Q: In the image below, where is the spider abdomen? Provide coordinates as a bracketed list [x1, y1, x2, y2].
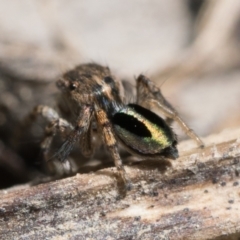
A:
[112, 104, 178, 159]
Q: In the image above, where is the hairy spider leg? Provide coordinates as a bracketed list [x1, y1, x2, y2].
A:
[78, 120, 95, 158]
[55, 105, 94, 166]
[136, 75, 204, 148]
[95, 109, 132, 190]
[23, 105, 75, 173]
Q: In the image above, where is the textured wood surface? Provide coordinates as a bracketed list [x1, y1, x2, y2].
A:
[0, 130, 239, 240]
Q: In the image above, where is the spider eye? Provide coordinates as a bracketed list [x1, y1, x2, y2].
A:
[69, 82, 77, 91]
[103, 76, 114, 84]
[112, 104, 178, 159]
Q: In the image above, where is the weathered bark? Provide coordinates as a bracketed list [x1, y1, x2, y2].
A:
[0, 129, 239, 240]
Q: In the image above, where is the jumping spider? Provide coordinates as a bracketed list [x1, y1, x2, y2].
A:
[25, 63, 204, 188]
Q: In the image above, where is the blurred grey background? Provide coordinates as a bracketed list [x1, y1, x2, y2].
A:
[0, 0, 240, 187]
[0, 1, 193, 76]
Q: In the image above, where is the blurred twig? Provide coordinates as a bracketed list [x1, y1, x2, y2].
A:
[154, 0, 240, 86]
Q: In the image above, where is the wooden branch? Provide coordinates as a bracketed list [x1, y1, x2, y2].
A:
[0, 130, 240, 240]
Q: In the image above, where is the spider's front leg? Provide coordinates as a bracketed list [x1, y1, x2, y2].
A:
[55, 105, 94, 170]
[95, 109, 132, 190]
[136, 75, 204, 148]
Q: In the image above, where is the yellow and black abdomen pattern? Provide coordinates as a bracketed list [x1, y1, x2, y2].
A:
[112, 104, 178, 159]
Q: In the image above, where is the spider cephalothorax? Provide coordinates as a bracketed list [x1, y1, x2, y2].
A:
[25, 63, 204, 188]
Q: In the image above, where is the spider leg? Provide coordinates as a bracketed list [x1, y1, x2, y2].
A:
[41, 118, 73, 160]
[78, 121, 95, 158]
[40, 120, 77, 175]
[136, 75, 204, 148]
[95, 109, 131, 190]
[55, 105, 93, 165]
[24, 105, 63, 125]
[23, 105, 75, 173]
